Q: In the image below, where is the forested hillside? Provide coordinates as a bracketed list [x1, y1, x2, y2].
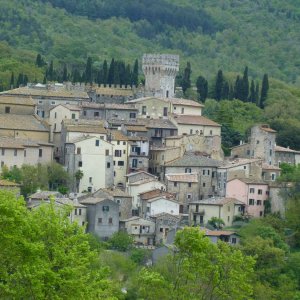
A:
[0, 0, 299, 86]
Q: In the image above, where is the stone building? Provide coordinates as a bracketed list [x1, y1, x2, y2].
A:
[142, 54, 179, 98]
[79, 197, 119, 240]
[231, 124, 276, 166]
[2, 83, 89, 119]
[81, 102, 138, 120]
[275, 145, 300, 166]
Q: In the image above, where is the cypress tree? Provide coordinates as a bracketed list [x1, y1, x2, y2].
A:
[108, 58, 115, 85]
[23, 75, 28, 86]
[43, 76, 47, 84]
[85, 57, 93, 84]
[181, 62, 192, 94]
[234, 75, 243, 100]
[72, 68, 81, 83]
[102, 60, 108, 86]
[222, 80, 229, 100]
[229, 84, 234, 100]
[10, 72, 14, 89]
[118, 61, 126, 85]
[241, 66, 249, 101]
[248, 79, 255, 103]
[196, 75, 208, 102]
[260, 74, 269, 109]
[125, 64, 131, 86]
[215, 69, 223, 101]
[132, 59, 139, 86]
[62, 64, 68, 82]
[17, 73, 24, 87]
[113, 61, 120, 85]
[255, 82, 260, 107]
[97, 68, 103, 86]
[47, 60, 54, 81]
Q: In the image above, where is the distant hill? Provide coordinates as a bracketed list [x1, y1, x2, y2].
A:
[0, 0, 299, 88]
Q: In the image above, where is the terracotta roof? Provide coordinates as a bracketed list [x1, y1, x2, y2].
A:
[219, 158, 262, 169]
[50, 104, 81, 111]
[151, 146, 180, 151]
[150, 212, 180, 219]
[3, 86, 89, 99]
[203, 229, 237, 237]
[110, 130, 129, 141]
[81, 101, 137, 110]
[0, 179, 20, 186]
[129, 178, 157, 186]
[190, 197, 244, 206]
[63, 119, 107, 134]
[94, 87, 133, 96]
[275, 145, 299, 153]
[172, 114, 221, 127]
[0, 137, 53, 149]
[125, 171, 156, 178]
[262, 163, 281, 171]
[260, 125, 276, 133]
[29, 191, 62, 199]
[139, 189, 175, 200]
[165, 173, 198, 183]
[228, 178, 268, 185]
[79, 197, 114, 205]
[166, 153, 222, 168]
[0, 114, 49, 132]
[0, 95, 35, 106]
[96, 188, 132, 198]
[127, 96, 203, 107]
[126, 125, 148, 132]
[144, 118, 177, 130]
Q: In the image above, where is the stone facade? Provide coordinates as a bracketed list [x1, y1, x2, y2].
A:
[142, 54, 179, 98]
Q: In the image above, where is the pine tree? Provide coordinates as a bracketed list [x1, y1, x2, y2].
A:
[215, 69, 223, 101]
[10, 72, 14, 89]
[62, 64, 68, 82]
[85, 57, 93, 84]
[260, 74, 269, 109]
[241, 66, 249, 101]
[181, 62, 192, 94]
[248, 79, 255, 103]
[196, 75, 208, 102]
[102, 60, 108, 86]
[108, 58, 115, 85]
[132, 59, 139, 86]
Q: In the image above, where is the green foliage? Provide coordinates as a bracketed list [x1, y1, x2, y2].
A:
[0, 190, 120, 299]
[129, 248, 151, 265]
[108, 231, 134, 252]
[207, 216, 225, 229]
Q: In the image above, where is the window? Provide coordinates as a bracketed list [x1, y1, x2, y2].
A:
[249, 199, 255, 205]
[1, 161, 4, 167]
[74, 209, 77, 215]
[188, 182, 192, 188]
[117, 141, 120, 145]
[23, 150, 26, 157]
[160, 228, 163, 232]
[102, 206, 109, 212]
[271, 173, 276, 181]
[163, 107, 168, 116]
[38, 149, 43, 157]
[78, 161, 82, 167]
[78, 209, 82, 215]
[123, 141, 126, 145]
[77, 147, 81, 155]
[142, 106, 147, 115]
[54, 112, 57, 119]
[115, 150, 122, 157]
[185, 168, 192, 173]
[231, 237, 237, 244]
[132, 159, 137, 168]
[107, 162, 111, 168]
[83, 111, 87, 116]
[51, 101, 56, 105]
[1, 149, 4, 155]
[95, 140, 100, 147]
[87, 187, 92, 192]
[190, 129, 193, 134]
[203, 182, 206, 187]
[89, 177, 92, 183]
[94, 111, 99, 117]
[109, 217, 113, 224]
[228, 216, 230, 222]
[181, 108, 184, 114]
[14, 149, 17, 157]
[5, 106, 10, 114]
[228, 206, 230, 212]
[105, 149, 109, 156]
[174, 182, 177, 187]
[98, 218, 102, 223]
[250, 188, 255, 193]
[210, 130, 213, 135]
[207, 170, 210, 176]
[260, 211, 263, 217]
[161, 154, 164, 161]
[123, 150, 126, 154]
[72, 113, 76, 119]
[130, 112, 136, 119]
[258, 189, 262, 195]
[118, 161, 124, 166]
[246, 150, 250, 155]
[203, 170, 205, 175]
[257, 200, 262, 205]
[187, 194, 192, 199]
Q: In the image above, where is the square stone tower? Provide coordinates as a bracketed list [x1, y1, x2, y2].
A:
[142, 54, 179, 98]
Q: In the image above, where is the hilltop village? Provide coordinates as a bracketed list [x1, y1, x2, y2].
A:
[0, 54, 297, 248]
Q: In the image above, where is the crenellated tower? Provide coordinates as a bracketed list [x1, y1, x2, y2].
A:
[142, 54, 179, 98]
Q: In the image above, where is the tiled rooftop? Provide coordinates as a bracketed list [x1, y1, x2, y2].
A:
[0, 95, 35, 106]
[172, 114, 221, 127]
[165, 173, 198, 183]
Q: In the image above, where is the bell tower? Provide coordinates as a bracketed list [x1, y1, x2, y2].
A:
[142, 54, 179, 98]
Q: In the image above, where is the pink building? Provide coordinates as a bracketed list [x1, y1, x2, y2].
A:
[226, 178, 269, 218]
